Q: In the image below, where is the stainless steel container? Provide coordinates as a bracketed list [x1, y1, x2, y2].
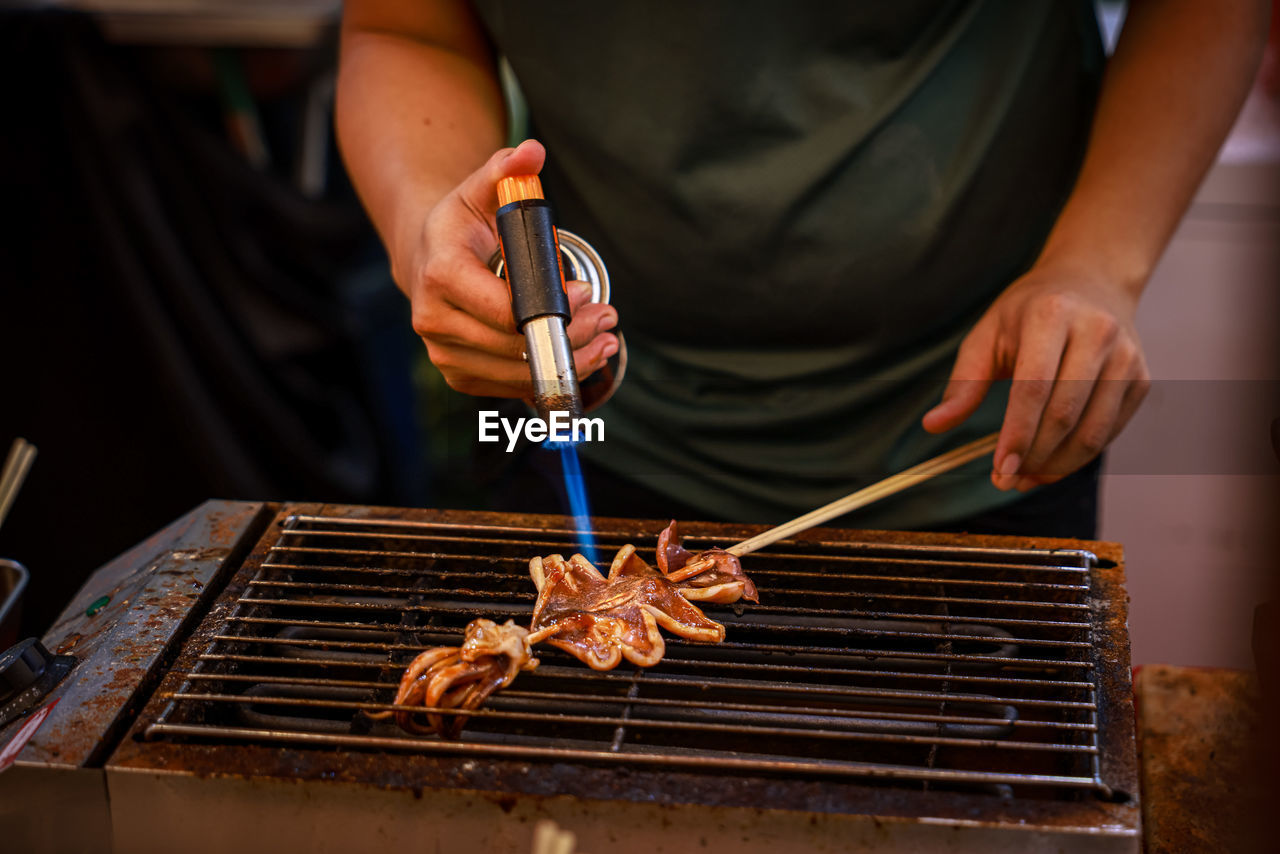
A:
[0, 559, 29, 650]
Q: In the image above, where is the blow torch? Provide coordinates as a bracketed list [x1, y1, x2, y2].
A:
[495, 175, 583, 423]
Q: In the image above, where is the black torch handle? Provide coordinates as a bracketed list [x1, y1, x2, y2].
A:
[496, 198, 570, 329]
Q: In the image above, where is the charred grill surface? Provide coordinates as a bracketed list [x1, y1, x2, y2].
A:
[110, 504, 1138, 823]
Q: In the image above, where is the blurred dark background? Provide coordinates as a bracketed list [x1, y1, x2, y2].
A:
[0, 8, 429, 638]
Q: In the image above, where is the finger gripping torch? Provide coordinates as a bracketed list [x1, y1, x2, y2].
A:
[495, 175, 583, 424]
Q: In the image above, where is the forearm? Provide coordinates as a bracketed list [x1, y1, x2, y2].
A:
[335, 9, 505, 288]
[1037, 0, 1270, 296]
[926, 0, 1269, 484]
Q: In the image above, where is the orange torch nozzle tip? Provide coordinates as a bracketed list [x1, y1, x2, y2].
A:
[497, 175, 544, 206]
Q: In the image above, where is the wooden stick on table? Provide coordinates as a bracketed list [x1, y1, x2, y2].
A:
[0, 437, 37, 533]
[726, 432, 999, 558]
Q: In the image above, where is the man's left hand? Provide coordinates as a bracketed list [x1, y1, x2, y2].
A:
[921, 260, 1151, 492]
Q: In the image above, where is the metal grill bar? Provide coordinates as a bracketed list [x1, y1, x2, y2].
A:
[166, 693, 1095, 753]
[177, 674, 1094, 731]
[148, 512, 1113, 797]
[277, 514, 1099, 565]
[208, 630, 1094, 670]
[229, 608, 1092, 633]
[173, 669, 1096, 711]
[265, 549, 1091, 589]
[227, 609, 1089, 633]
[199, 651, 1095, 691]
[237, 585, 1086, 648]
[145, 722, 1106, 790]
[240, 591, 1091, 616]
[272, 533, 1093, 574]
[259, 562, 1091, 611]
[610, 677, 641, 751]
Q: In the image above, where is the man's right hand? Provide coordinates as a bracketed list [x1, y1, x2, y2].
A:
[400, 139, 619, 398]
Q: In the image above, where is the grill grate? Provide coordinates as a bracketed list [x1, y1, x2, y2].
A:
[146, 512, 1113, 796]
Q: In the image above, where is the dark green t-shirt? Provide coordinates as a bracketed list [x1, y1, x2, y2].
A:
[473, 0, 1104, 527]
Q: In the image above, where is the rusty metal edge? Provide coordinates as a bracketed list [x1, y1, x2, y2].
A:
[1086, 541, 1143, 837]
[0, 499, 275, 769]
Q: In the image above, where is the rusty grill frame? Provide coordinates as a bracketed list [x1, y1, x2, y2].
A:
[110, 503, 1138, 813]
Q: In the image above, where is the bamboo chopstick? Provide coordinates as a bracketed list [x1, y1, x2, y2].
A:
[0, 437, 37, 533]
[726, 432, 999, 557]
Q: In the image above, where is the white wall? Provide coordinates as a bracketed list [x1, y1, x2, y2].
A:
[1100, 84, 1280, 668]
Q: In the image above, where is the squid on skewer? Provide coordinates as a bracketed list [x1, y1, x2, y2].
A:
[527, 546, 726, 670]
[373, 522, 757, 738]
[656, 520, 758, 604]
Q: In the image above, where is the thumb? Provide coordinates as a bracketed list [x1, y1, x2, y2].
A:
[922, 324, 997, 434]
[457, 138, 547, 220]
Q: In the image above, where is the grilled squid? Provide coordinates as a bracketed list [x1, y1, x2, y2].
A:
[368, 618, 537, 738]
[376, 522, 756, 738]
[527, 546, 726, 670]
[656, 520, 759, 604]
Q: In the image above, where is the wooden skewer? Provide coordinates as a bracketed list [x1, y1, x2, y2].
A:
[726, 432, 1000, 558]
[0, 437, 37, 533]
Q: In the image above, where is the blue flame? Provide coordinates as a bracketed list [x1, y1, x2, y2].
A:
[545, 439, 599, 565]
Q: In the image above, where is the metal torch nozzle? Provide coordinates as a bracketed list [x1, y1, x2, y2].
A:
[523, 315, 583, 423]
